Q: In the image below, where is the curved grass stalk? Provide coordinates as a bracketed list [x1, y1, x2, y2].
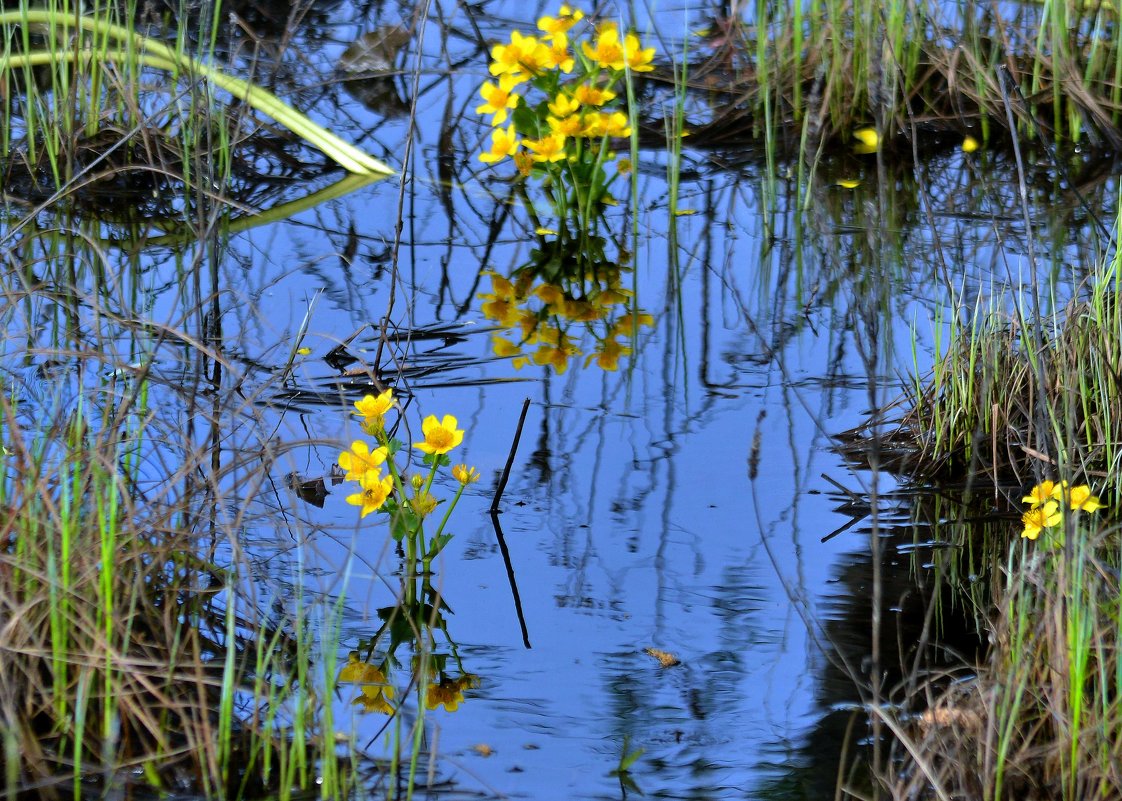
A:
[0, 10, 394, 176]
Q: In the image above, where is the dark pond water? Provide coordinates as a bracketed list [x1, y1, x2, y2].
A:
[4, 0, 1117, 798]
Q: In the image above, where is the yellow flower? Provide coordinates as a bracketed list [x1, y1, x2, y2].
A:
[479, 125, 520, 163]
[548, 113, 584, 138]
[1068, 485, 1105, 512]
[490, 30, 546, 76]
[346, 469, 394, 518]
[591, 111, 631, 137]
[538, 4, 584, 37]
[476, 74, 521, 125]
[339, 653, 385, 684]
[453, 464, 480, 485]
[354, 389, 395, 434]
[339, 655, 396, 714]
[573, 83, 616, 106]
[534, 283, 566, 309]
[616, 158, 632, 175]
[1021, 500, 1062, 540]
[609, 312, 654, 338]
[414, 414, 465, 455]
[543, 33, 575, 72]
[582, 22, 625, 70]
[339, 441, 388, 481]
[1022, 480, 1063, 509]
[524, 133, 569, 163]
[962, 135, 980, 153]
[623, 32, 655, 71]
[548, 92, 580, 118]
[533, 342, 579, 373]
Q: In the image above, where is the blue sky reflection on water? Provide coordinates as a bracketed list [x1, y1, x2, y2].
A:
[199, 2, 1111, 797]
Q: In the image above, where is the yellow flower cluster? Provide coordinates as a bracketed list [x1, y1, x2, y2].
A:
[479, 268, 653, 374]
[1020, 479, 1105, 540]
[477, 7, 654, 169]
[340, 389, 476, 520]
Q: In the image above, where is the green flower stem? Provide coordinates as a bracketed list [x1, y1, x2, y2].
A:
[430, 485, 465, 545]
[0, 11, 394, 176]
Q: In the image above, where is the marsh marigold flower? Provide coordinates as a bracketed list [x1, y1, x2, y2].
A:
[354, 389, 395, 434]
[582, 22, 625, 70]
[453, 464, 480, 485]
[573, 83, 615, 106]
[347, 469, 394, 518]
[1022, 480, 1062, 509]
[1068, 484, 1106, 512]
[538, 4, 584, 37]
[339, 440, 388, 481]
[544, 34, 575, 72]
[479, 125, 520, 164]
[623, 31, 655, 71]
[476, 74, 522, 125]
[414, 414, 465, 455]
[524, 133, 568, 163]
[490, 30, 546, 77]
[425, 679, 465, 712]
[1021, 500, 1062, 540]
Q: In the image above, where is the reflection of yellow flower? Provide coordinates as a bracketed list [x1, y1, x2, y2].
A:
[524, 133, 568, 163]
[534, 283, 566, 308]
[339, 441, 388, 481]
[538, 5, 584, 37]
[1068, 485, 1105, 512]
[479, 125, 520, 163]
[453, 464, 480, 485]
[609, 312, 654, 338]
[476, 74, 522, 125]
[1022, 480, 1062, 509]
[347, 469, 394, 518]
[339, 654, 396, 714]
[355, 389, 395, 434]
[355, 685, 395, 714]
[533, 343, 579, 373]
[1021, 500, 1061, 540]
[573, 83, 616, 106]
[426, 680, 465, 712]
[586, 338, 629, 371]
[582, 23, 625, 70]
[414, 414, 465, 455]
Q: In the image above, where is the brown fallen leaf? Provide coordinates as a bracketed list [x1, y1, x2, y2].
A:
[472, 743, 495, 757]
[644, 647, 680, 668]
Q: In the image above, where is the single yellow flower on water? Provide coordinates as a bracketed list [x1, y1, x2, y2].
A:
[453, 464, 481, 485]
[1068, 485, 1105, 512]
[582, 22, 625, 70]
[524, 133, 569, 163]
[339, 440, 388, 481]
[1022, 480, 1062, 509]
[538, 4, 584, 37]
[476, 74, 521, 125]
[414, 414, 465, 455]
[623, 32, 655, 71]
[962, 135, 980, 153]
[479, 125, 520, 164]
[1021, 500, 1062, 540]
[573, 83, 616, 106]
[346, 469, 394, 518]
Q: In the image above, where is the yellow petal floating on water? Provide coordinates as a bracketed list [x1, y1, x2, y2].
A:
[296, 347, 312, 355]
[836, 178, 861, 189]
[674, 209, 696, 216]
[535, 227, 558, 236]
[962, 135, 980, 153]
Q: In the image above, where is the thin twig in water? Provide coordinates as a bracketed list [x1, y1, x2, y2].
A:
[491, 398, 531, 514]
